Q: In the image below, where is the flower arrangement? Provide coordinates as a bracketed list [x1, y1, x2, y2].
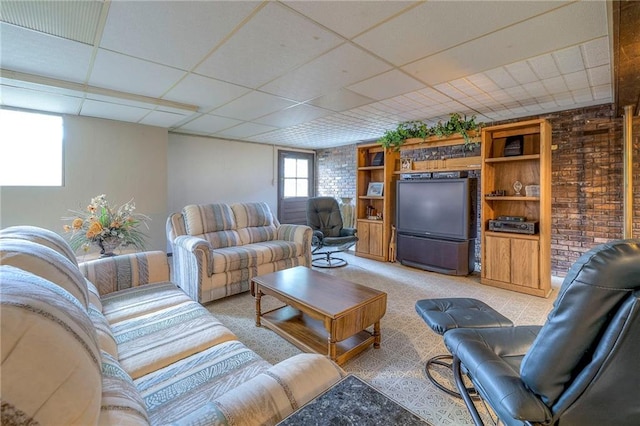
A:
[63, 194, 150, 255]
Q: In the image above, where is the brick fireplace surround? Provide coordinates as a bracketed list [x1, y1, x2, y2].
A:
[317, 103, 640, 277]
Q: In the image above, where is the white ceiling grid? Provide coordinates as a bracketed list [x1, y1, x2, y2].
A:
[0, 0, 612, 149]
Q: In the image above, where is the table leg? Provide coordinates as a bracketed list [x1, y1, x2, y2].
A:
[328, 334, 337, 361]
[373, 321, 381, 348]
[255, 289, 262, 327]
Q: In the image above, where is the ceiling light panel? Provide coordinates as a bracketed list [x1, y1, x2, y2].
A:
[100, 1, 260, 70]
[195, 2, 342, 89]
[0, 0, 104, 44]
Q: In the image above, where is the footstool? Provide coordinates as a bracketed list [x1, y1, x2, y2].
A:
[415, 298, 514, 398]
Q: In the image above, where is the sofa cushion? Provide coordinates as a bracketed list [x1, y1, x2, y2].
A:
[89, 303, 119, 358]
[99, 350, 150, 426]
[0, 238, 90, 309]
[79, 251, 170, 296]
[135, 340, 271, 425]
[111, 300, 237, 379]
[0, 265, 102, 425]
[210, 240, 304, 274]
[183, 203, 236, 236]
[233, 202, 278, 244]
[101, 282, 194, 324]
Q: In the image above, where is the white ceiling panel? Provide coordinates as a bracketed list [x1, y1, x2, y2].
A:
[80, 99, 151, 123]
[255, 103, 331, 127]
[0, 85, 82, 114]
[100, 1, 260, 70]
[215, 122, 278, 139]
[347, 70, 424, 101]
[0, 1, 615, 149]
[306, 88, 375, 112]
[353, 1, 566, 66]
[403, 1, 608, 86]
[89, 49, 186, 98]
[212, 91, 295, 121]
[195, 2, 342, 89]
[163, 74, 250, 111]
[282, 1, 417, 39]
[176, 113, 242, 134]
[0, 23, 92, 82]
[139, 110, 189, 128]
[261, 43, 392, 101]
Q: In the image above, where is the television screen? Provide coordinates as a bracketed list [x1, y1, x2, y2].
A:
[396, 178, 474, 241]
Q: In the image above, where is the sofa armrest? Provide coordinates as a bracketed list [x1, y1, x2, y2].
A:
[79, 251, 170, 296]
[174, 354, 344, 426]
[277, 224, 312, 267]
[171, 235, 214, 302]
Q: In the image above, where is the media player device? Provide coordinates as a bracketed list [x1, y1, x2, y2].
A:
[489, 220, 538, 235]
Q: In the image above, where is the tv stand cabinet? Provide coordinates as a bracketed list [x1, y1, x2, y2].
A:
[396, 234, 475, 276]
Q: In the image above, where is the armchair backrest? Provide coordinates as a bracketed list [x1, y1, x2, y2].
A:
[306, 197, 344, 238]
[519, 239, 640, 416]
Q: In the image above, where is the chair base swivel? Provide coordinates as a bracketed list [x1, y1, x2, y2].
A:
[312, 253, 347, 268]
[425, 354, 478, 400]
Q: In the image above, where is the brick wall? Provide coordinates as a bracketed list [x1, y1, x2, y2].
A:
[316, 103, 640, 276]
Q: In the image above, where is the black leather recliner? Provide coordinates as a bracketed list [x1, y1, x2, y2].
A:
[444, 239, 640, 425]
[306, 197, 358, 268]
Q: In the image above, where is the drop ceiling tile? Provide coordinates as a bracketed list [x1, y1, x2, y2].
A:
[582, 36, 610, 68]
[0, 0, 104, 44]
[139, 110, 189, 127]
[215, 122, 278, 139]
[347, 70, 424, 101]
[80, 99, 151, 123]
[592, 84, 612, 100]
[572, 88, 594, 103]
[0, 23, 92, 82]
[528, 54, 561, 80]
[402, 1, 608, 86]
[307, 88, 375, 112]
[89, 49, 186, 98]
[565, 70, 590, 91]
[164, 74, 250, 111]
[283, 1, 416, 39]
[504, 86, 530, 100]
[196, 2, 342, 88]
[523, 81, 548, 98]
[212, 91, 295, 121]
[255, 103, 331, 127]
[0, 84, 82, 114]
[466, 74, 501, 93]
[587, 64, 612, 86]
[505, 62, 538, 85]
[177, 114, 242, 134]
[553, 92, 576, 106]
[542, 76, 569, 93]
[553, 46, 585, 74]
[260, 43, 391, 102]
[100, 1, 259, 70]
[484, 67, 519, 89]
[354, 1, 563, 66]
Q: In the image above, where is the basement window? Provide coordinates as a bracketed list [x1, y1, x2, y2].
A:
[0, 109, 63, 186]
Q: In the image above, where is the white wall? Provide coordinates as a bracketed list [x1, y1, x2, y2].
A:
[167, 133, 278, 215]
[0, 115, 168, 253]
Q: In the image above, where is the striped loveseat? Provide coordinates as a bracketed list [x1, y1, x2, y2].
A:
[167, 202, 312, 304]
[0, 226, 343, 425]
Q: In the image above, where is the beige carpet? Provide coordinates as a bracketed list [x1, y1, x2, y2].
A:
[206, 252, 559, 425]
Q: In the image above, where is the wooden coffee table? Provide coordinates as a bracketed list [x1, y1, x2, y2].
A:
[251, 266, 387, 365]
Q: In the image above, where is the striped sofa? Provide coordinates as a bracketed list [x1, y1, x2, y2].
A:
[167, 202, 312, 304]
[0, 226, 343, 426]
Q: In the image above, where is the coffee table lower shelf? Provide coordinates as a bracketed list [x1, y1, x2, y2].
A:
[261, 305, 375, 365]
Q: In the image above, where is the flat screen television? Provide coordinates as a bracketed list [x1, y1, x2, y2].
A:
[396, 178, 476, 241]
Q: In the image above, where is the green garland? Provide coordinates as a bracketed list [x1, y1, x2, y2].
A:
[377, 113, 483, 151]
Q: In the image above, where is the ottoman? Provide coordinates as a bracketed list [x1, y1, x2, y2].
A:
[415, 298, 514, 398]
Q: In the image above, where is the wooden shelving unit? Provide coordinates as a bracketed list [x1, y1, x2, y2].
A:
[355, 143, 398, 261]
[480, 119, 552, 297]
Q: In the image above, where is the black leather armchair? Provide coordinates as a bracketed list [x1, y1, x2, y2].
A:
[444, 239, 640, 426]
[306, 197, 358, 268]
